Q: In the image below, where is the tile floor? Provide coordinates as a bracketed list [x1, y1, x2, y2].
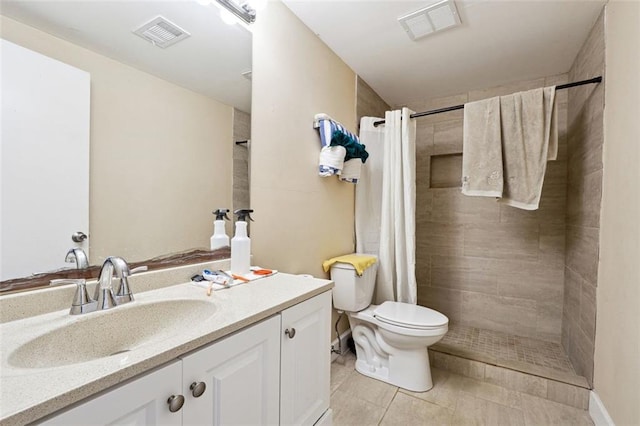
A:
[330, 352, 593, 425]
[436, 324, 575, 374]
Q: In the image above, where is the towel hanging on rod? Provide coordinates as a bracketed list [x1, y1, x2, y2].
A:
[372, 76, 602, 127]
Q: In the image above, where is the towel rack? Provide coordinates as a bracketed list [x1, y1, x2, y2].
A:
[372, 76, 602, 127]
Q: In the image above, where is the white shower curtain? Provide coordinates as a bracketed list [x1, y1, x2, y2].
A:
[356, 108, 417, 304]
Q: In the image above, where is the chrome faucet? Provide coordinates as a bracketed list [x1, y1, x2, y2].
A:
[94, 256, 142, 309]
[67, 257, 147, 315]
[65, 247, 89, 269]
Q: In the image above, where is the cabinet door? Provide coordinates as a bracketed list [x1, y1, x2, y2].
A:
[182, 315, 280, 425]
[280, 291, 332, 426]
[40, 361, 183, 426]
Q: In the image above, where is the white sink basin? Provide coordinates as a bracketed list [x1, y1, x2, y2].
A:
[8, 299, 217, 369]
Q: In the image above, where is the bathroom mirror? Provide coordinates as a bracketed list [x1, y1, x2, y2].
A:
[0, 0, 251, 289]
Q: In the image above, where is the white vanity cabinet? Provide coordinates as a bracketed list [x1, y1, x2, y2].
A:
[280, 291, 331, 425]
[181, 315, 281, 425]
[38, 291, 331, 426]
[40, 360, 184, 426]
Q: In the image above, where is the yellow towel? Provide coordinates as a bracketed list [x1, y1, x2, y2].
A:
[322, 254, 377, 276]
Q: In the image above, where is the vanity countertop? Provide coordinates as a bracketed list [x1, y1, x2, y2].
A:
[0, 272, 333, 425]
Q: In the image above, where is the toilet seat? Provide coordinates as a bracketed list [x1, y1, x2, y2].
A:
[373, 301, 448, 330]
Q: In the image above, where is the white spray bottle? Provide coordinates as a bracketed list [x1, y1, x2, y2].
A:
[210, 209, 230, 250]
[231, 209, 253, 275]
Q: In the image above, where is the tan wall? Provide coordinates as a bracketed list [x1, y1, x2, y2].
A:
[1, 16, 233, 264]
[563, 11, 605, 386]
[356, 76, 390, 122]
[404, 74, 569, 343]
[251, 1, 356, 341]
[251, 1, 356, 276]
[594, 1, 640, 424]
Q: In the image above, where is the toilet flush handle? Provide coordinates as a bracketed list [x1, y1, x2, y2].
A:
[285, 328, 296, 339]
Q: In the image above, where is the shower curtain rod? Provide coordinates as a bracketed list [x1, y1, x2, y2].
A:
[372, 76, 603, 127]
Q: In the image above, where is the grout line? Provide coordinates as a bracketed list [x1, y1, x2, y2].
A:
[377, 388, 399, 426]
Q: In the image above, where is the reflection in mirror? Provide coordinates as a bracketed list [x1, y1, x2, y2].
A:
[0, 0, 251, 292]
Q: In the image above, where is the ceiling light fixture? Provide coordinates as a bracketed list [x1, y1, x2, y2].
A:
[215, 0, 256, 25]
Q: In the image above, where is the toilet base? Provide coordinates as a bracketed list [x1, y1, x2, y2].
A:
[353, 348, 434, 392]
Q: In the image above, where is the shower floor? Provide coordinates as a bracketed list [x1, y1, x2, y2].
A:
[431, 323, 589, 388]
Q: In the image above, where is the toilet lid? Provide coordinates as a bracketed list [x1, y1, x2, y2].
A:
[373, 302, 448, 329]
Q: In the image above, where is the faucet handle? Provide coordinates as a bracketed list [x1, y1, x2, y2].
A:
[115, 265, 147, 305]
[129, 265, 148, 275]
[69, 279, 97, 315]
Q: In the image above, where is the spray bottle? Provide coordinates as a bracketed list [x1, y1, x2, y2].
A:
[210, 209, 230, 250]
[231, 209, 254, 275]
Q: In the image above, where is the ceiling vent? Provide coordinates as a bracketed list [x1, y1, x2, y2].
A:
[133, 16, 191, 49]
[398, 0, 461, 41]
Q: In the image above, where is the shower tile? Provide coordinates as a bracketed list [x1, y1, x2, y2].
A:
[565, 226, 600, 285]
[546, 380, 590, 410]
[431, 189, 500, 224]
[579, 280, 597, 344]
[566, 169, 603, 228]
[468, 78, 546, 102]
[564, 267, 582, 322]
[421, 223, 464, 256]
[536, 300, 563, 343]
[433, 120, 463, 155]
[406, 93, 468, 124]
[485, 364, 547, 398]
[496, 261, 563, 303]
[451, 393, 525, 426]
[461, 293, 537, 337]
[539, 224, 566, 267]
[418, 287, 464, 321]
[459, 376, 523, 409]
[464, 223, 539, 262]
[431, 255, 497, 295]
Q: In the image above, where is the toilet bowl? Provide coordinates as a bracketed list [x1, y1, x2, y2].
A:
[330, 255, 448, 392]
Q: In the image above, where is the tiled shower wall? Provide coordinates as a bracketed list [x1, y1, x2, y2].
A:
[356, 76, 391, 121]
[404, 75, 570, 343]
[562, 11, 605, 385]
[233, 108, 251, 220]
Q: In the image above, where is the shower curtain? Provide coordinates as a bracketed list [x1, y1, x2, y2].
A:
[356, 108, 417, 304]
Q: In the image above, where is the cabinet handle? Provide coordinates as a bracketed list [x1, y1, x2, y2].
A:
[190, 381, 207, 398]
[167, 394, 185, 412]
[285, 328, 296, 339]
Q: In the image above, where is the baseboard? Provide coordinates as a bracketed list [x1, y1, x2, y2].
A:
[330, 329, 352, 362]
[589, 391, 615, 426]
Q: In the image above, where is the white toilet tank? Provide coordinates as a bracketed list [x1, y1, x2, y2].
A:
[330, 255, 378, 312]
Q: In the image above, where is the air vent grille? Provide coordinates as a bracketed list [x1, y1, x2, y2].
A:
[398, 0, 461, 41]
[133, 16, 191, 49]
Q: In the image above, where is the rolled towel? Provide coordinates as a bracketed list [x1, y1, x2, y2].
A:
[318, 145, 346, 177]
[339, 159, 361, 183]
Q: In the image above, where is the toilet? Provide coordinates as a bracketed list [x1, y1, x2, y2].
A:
[330, 255, 448, 392]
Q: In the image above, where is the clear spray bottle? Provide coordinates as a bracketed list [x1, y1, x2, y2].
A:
[231, 209, 253, 275]
[210, 209, 230, 250]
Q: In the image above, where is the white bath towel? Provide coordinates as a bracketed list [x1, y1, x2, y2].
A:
[461, 96, 503, 197]
[318, 145, 346, 177]
[339, 159, 361, 183]
[499, 86, 557, 210]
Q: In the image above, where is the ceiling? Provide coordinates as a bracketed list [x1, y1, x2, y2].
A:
[0, 0, 253, 112]
[283, 0, 606, 107]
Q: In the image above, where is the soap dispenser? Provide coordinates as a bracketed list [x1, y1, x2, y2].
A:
[210, 209, 230, 250]
[231, 209, 253, 275]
